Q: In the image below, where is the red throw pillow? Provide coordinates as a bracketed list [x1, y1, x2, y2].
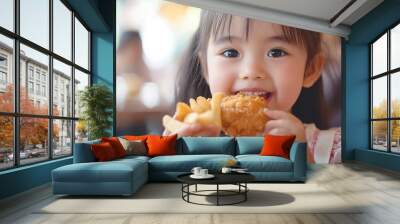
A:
[101, 137, 127, 158]
[146, 134, 177, 157]
[260, 135, 296, 159]
[91, 142, 117, 161]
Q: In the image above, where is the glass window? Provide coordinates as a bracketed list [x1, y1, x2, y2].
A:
[53, 0, 72, 60]
[75, 120, 88, 143]
[53, 119, 72, 158]
[0, 0, 92, 169]
[74, 69, 89, 118]
[372, 121, 388, 151]
[391, 120, 400, 153]
[19, 117, 49, 165]
[0, 0, 14, 32]
[391, 24, 400, 70]
[391, 72, 400, 118]
[53, 59, 71, 116]
[372, 77, 387, 119]
[20, 0, 49, 49]
[74, 18, 89, 70]
[0, 35, 14, 113]
[28, 81, 33, 93]
[0, 116, 13, 170]
[20, 44, 49, 115]
[371, 24, 400, 154]
[372, 33, 387, 76]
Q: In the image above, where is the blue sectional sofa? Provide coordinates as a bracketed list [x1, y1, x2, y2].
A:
[52, 137, 306, 196]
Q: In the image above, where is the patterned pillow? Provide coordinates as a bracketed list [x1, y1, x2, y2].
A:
[118, 137, 147, 156]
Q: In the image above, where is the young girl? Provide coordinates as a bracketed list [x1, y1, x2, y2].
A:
[168, 10, 341, 163]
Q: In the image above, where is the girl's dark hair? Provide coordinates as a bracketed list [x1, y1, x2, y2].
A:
[175, 10, 339, 129]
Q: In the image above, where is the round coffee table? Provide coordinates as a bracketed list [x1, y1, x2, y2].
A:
[177, 173, 255, 206]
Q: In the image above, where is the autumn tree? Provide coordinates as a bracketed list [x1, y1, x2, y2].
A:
[0, 84, 60, 151]
[372, 99, 400, 143]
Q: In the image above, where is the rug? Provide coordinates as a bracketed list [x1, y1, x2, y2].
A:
[37, 183, 362, 214]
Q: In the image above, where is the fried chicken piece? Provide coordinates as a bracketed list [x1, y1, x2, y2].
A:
[221, 94, 268, 136]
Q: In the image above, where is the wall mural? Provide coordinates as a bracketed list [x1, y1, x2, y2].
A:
[116, 0, 342, 163]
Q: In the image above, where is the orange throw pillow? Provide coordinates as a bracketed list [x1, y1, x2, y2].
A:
[91, 142, 117, 161]
[260, 135, 296, 159]
[101, 137, 127, 158]
[146, 134, 177, 157]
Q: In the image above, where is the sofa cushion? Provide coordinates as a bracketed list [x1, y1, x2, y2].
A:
[260, 135, 296, 159]
[236, 155, 293, 172]
[52, 159, 147, 183]
[148, 154, 235, 172]
[236, 137, 264, 155]
[91, 142, 118, 161]
[101, 137, 127, 158]
[147, 134, 177, 157]
[178, 137, 235, 155]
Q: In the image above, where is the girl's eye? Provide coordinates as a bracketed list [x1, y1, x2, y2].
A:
[267, 49, 288, 58]
[222, 49, 240, 58]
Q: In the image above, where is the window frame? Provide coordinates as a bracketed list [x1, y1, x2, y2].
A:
[370, 20, 400, 154]
[0, 0, 92, 171]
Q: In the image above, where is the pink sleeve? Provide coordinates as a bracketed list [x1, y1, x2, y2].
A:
[305, 124, 341, 163]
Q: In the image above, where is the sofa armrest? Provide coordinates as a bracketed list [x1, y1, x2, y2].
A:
[73, 140, 100, 163]
[289, 142, 307, 181]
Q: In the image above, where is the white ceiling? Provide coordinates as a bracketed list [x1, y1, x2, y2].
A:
[168, 0, 384, 38]
[226, 0, 353, 23]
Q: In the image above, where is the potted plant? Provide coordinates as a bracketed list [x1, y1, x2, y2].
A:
[79, 84, 113, 140]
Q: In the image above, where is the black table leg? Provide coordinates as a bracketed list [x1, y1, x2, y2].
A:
[245, 183, 247, 201]
[195, 184, 197, 192]
[217, 184, 219, 206]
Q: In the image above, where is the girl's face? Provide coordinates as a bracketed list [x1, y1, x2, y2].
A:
[205, 16, 316, 112]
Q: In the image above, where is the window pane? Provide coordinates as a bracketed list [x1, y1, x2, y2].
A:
[372, 33, 387, 76]
[0, 0, 14, 31]
[20, 117, 49, 165]
[20, 44, 49, 115]
[391, 120, 400, 153]
[75, 18, 89, 70]
[74, 69, 89, 118]
[75, 120, 88, 143]
[53, 119, 72, 158]
[0, 35, 14, 112]
[372, 121, 387, 151]
[53, 59, 72, 117]
[392, 24, 400, 70]
[0, 116, 13, 170]
[372, 77, 387, 119]
[53, 0, 71, 60]
[391, 72, 400, 118]
[20, 0, 49, 49]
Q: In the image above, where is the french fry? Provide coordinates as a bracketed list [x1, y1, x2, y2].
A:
[210, 92, 224, 127]
[196, 96, 210, 111]
[183, 112, 199, 124]
[163, 115, 186, 133]
[163, 93, 225, 133]
[189, 99, 200, 113]
[175, 102, 192, 121]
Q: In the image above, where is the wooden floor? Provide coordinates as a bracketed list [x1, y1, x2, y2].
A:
[1, 162, 400, 224]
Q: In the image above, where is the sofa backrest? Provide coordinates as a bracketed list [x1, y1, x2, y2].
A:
[177, 137, 235, 155]
[235, 137, 264, 155]
[73, 139, 100, 163]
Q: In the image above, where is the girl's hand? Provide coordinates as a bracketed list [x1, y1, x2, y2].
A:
[162, 113, 221, 137]
[263, 109, 306, 142]
[173, 123, 221, 137]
